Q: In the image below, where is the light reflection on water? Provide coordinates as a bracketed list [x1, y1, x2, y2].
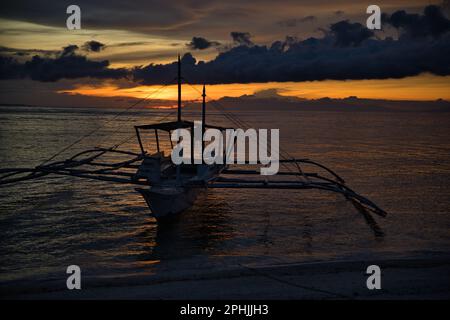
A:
[0, 106, 449, 286]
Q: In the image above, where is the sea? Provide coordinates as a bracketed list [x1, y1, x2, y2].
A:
[0, 104, 449, 291]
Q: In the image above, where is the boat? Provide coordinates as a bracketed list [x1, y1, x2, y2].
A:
[0, 56, 388, 233]
[131, 56, 230, 219]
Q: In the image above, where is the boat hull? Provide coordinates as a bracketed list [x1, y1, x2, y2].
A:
[136, 186, 203, 220]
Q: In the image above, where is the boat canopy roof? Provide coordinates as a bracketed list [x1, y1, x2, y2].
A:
[135, 120, 228, 132]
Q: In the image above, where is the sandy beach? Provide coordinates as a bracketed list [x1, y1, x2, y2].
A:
[2, 255, 449, 300]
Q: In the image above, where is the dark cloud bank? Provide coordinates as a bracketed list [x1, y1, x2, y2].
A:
[1, 5, 449, 84]
[187, 37, 221, 50]
[277, 16, 317, 28]
[0, 50, 126, 82]
[230, 32, 253, 46]
[82, 40, 106, 52]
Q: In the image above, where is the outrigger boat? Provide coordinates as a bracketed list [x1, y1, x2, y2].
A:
[0, 56, 387, 232]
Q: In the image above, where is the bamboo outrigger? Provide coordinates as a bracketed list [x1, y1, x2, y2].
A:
[0, 56, 387, 233]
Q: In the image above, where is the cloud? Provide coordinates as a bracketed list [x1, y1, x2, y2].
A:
[132, 27, 450, 84]
[131, 54, 195, 85]
[382, 5, 450, 38]
[269, 36, 299, 52]
[329, 20, 374, 46]
[230, 31, 253, 46]
[26, 55, 128, 81]
[443, 0, 450, 14]
[277, 16, 317, 27]
[61, 44, 79, 56]
[0, 46, 59, 56]
[252, 88, 281, 98]
[0, 53, 128, 82]
[82, 40, 106, 52]
[187, 37, 220, 50]
[0, 0, 433, 44]
[0, 55, 24, 79]
[0, 1, 202, 35]
[111, 41, 153, 47]
[299, 15, 317, 23]
[2, 5, 450, 85]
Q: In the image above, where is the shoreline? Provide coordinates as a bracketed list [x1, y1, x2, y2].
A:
[2, 254, 449, 300]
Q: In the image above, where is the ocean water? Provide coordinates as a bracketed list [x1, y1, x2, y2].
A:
[0, 105, 449, 289]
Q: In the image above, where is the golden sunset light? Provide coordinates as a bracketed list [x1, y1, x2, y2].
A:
[60, 74, 450, 103]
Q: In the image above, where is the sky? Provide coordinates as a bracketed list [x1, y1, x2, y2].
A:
[0, 0, 450, 106]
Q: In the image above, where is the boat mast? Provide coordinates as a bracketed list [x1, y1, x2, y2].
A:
[176, 55, 182, 183]
[202, 84, 206, 162]
[177, 54, 182, 122]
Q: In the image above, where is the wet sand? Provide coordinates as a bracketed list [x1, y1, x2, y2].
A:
[4, 255, 449, 299]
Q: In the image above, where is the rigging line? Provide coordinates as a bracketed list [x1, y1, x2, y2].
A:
[108, 111, 177, 150]
[183, 80, 291, 153]
[108, 99, 202, 150]
[203, 92, 301, 168]
[183, 82, 299, 166]
[183, 81, 308, 181]
[210, 100, 294, 161]
[90, 88, 204, 153]
[38, 78, 176, 166]
[96, 79, 202, 150]
[93, 80, 192, 148]
[209, 100, 303, 179]
[202, 107, 297, 178]
[183, 85, 274, 164]
[95, 103, 174, 149]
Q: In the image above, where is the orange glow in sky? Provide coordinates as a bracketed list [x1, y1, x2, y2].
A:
[60, 73, 450, 103]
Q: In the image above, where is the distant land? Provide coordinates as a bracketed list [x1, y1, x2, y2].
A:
[218, 92, 450, 112]
[1, 93, 450, 112]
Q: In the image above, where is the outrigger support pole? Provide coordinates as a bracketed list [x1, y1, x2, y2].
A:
[279, 159, 345, 183]
[135, 127, 145, 155]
